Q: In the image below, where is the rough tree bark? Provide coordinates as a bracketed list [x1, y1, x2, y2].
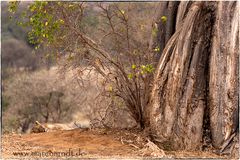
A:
[209, 1, 239, 149]
[148, 1, 239, 152]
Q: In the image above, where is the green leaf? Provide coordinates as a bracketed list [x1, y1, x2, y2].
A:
[145, 64, 154, 73]
[131, 64, 136, 69]
[128, 73, 133, 79]
[154, 47, 160, 52]
[35, 45, 40, 50]
[161, 16, 167, 23]
[152, 27, 158, 37]
[30, 17, 34, 23]
[140, 64, 154, 74]
[141, 65, 146, 69]
[8, 1, 19, 13]
[59, 19, 64, 24]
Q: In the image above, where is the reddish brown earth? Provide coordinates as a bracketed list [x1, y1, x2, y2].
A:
[1, 128, 230, 159]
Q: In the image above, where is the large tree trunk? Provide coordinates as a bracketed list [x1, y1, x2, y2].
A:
[149, 2, 213, 150]
[209, 1, 239, 149]
[148, 1, 239, 152]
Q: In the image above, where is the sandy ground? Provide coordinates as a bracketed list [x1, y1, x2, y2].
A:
[1, 128, 233, 159]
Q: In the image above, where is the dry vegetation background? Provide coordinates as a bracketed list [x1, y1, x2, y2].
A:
[2, 2, 157, 133]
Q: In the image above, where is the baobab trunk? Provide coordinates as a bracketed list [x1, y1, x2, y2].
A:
[148, 1, 239, 151]
[209, 1, 239, 149]
[149, 2, 213, 150]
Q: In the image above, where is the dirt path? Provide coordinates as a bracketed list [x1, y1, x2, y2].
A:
[2, 129, 229, 159]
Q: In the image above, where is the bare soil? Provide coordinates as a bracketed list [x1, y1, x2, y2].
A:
[1, 128, 232, 159]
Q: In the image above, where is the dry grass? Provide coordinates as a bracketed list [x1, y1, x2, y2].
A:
[2, 129, 228, 159]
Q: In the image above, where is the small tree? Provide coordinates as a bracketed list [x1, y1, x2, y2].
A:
[9, 1, 158, 129]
